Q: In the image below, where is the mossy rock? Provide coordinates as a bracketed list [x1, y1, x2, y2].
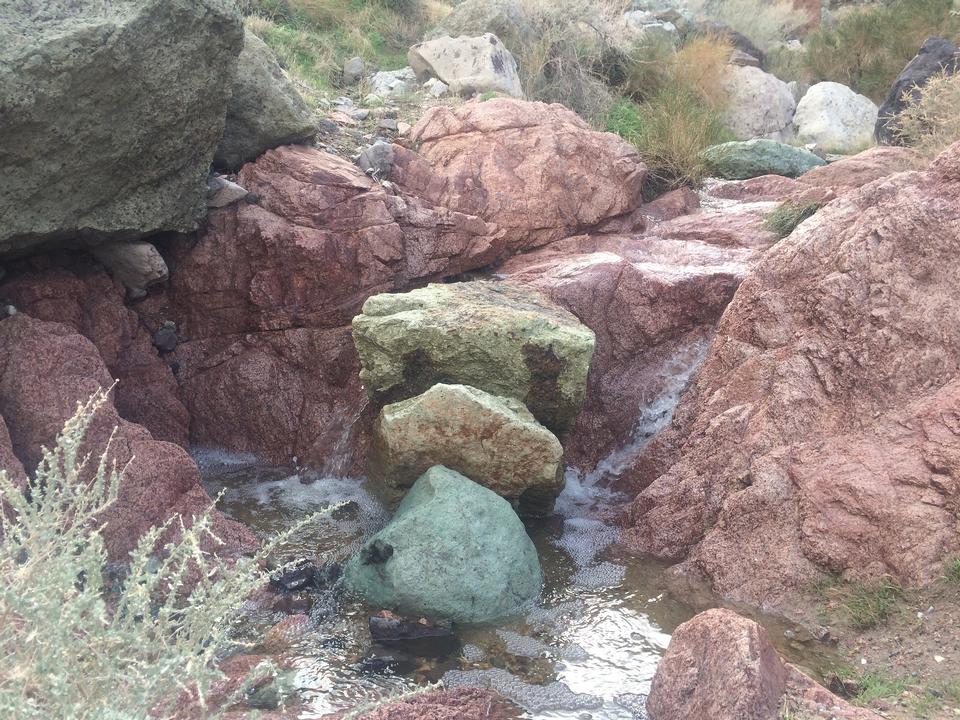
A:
[702, 139, 826, 180]
[351, 281, 595, 435]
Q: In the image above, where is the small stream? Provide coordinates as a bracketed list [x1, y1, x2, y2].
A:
[197, 342, 838, 718]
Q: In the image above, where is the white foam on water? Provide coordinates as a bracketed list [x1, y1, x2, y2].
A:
[443, 668, 603, 714]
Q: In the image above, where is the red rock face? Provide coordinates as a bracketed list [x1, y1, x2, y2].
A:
[623, 144, 960, 606]
[647, 609, 882, 720]
[390, 98, 647, 251]
[0, 259, 189, 447]
[500, 232, 754, 470]
[0, 314, 254, 561]
[0, 415, 25, 489]
[647, 608, 787, 720]
[150, 145, 508, 469]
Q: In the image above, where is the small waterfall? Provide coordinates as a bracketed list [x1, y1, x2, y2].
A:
[318, 396, 370, 478]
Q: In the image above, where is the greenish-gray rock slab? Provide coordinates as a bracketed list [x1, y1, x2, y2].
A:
[702, 139, 826, 180]
[370, 383, 563, 505]
[351, 281, 596, 435]
[344, 465, 542, 623]
[0, 0, 243, 258]
[213, 29, 317, 171]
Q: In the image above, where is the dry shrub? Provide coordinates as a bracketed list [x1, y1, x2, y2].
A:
[512, 0, 630, 123]
[804, 0, 959, 102]
[609, 34, 736, 194]
[896, 71, 960, 159]
[687, 0, 807, 51]
[671, 34, 735, 108]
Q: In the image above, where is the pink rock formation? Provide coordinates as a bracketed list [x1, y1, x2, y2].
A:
[647, 609, 882, 720]
[1, 260, 189, 447]
[0, 314, 254, 561]
[390, 98, 647, 251]
[623, 143, 960, 606]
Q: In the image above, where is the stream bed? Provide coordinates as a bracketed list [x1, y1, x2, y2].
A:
[199, 450, 839, 720]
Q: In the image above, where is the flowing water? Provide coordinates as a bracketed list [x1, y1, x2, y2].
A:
[197, 343, 840, 719]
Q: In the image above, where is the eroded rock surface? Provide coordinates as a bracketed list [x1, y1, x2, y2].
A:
[647, 609, 882, 720]
[0, 0, 243, 256]
[0, 314, 253, 561]
[623, 143, 960, 606]
[389, 98, 646, 251]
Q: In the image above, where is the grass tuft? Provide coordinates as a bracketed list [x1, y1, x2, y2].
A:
[820, 576, 905, 630]
[764, 201, 823, 238]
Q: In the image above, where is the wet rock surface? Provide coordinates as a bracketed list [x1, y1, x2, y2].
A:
[344, 466, 542, 624]
[623, 142, 960, 606]
[0, 314, 254, 561]
[370, 383, 563, 506]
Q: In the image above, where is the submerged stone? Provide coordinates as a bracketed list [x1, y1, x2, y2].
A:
[351, 281, 595, 435]
[370, 383, 563, 507]
[702, 139, 826, 180]
[344, 466, 542, 623]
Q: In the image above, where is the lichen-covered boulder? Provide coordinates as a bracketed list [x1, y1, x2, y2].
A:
[0, 0, 243, 257]
[408, 33, 523, 98]
[702, 139, 826, 180]
[370, 383, 563, 505]
[344, 466, 542, 623]
[214, 30, 316, 170]
[719, 65, 796, 141]
[794, 82, 878, 153]
[352, 282, 596, 435]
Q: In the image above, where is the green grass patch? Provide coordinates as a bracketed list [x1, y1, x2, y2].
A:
[828, 666, 907, 705]
[819, 576, 905, 629]
[764, 201, 824, 238]
[945, 557, 960, 584]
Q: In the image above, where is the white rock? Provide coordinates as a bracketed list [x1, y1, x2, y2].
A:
[408, 33, 523, 98]
[91, 241, 168, 292]
[620, 10, 678, 44]
[206, 175, 249, 208]
[369, 67, 417, 99]
[719, 65, 796, 141]
[423, 77, 450, 98]
[794, 81, 879, 153]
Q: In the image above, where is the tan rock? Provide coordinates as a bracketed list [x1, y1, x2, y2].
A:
[408, 33, 523, 98]
[370, 383, 563, 504]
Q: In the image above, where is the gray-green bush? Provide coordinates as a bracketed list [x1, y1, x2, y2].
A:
[0, 389, 309, 720]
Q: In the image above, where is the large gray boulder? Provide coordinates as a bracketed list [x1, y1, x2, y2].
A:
[344, 465, 542, 623]
[794, 82, 877, 153]
[214, 29, 316, 170]
[702, 139, 826, 180]
[875, 36, 960, 145]
[720, 65, 796, 141]
[0, 0, 244, 258]
[408, 34, 523, 98]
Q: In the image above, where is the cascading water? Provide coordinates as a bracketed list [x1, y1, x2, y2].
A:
[198, 338, 836, 719]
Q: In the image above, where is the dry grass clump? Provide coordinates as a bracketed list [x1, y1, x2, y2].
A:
[511, 0, 631, 123]
[611, 34, 735, 193]
[687, 0, 807, 52]
[896, 70, 960, 159]
[804, 0, 959, 102]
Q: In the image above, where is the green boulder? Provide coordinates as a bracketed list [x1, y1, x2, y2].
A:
[344, 465, 543, 623]
[351, 281, 595, 435]
[702, 139, 826, 180]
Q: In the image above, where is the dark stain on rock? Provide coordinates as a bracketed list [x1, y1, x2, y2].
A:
[522, 342, 566, 434]
[361, 539, 394, 565]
